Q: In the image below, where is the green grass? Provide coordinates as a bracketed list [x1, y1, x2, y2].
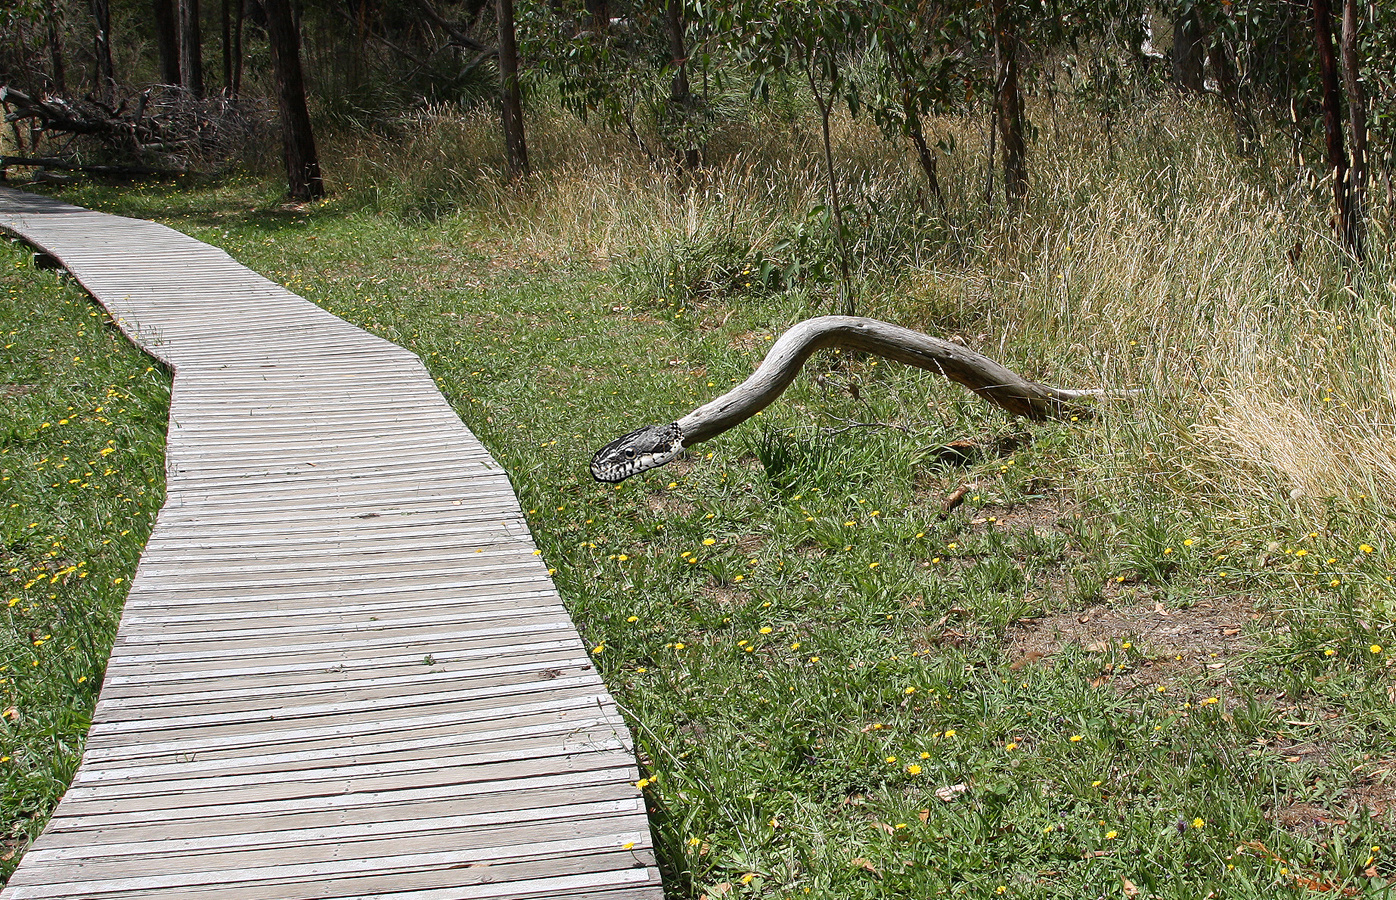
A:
[0, 239, 169, 876]
[4, 90, 1396, 897]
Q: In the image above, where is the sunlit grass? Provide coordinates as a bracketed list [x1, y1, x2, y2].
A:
[0, 239, 168, 877]
[12, 86, 1396, 896]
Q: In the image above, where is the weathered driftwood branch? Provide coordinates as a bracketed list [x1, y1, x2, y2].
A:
[590, 315, 1127, 482]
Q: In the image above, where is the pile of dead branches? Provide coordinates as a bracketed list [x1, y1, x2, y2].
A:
[1, 85, 274, 177]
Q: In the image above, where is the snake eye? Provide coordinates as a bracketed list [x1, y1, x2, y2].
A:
[624, 449, 635, 458]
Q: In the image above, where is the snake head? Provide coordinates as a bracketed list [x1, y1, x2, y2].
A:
[590, 423, 685, 482]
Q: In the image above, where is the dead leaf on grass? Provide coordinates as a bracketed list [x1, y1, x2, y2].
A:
[935, 783, 968, 802]
[850, 857, 880, 876]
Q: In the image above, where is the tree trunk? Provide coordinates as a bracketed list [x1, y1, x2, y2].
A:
[221, 0, 232, 93]
[884, 44, 943, 209]
[153, 0, 181, 85]
[1339, 0, 1367, 254]
[665, 0, 699, 169]
[991, 0, 1027, 211]
[45, 0, 67, 94]
[90, 0, 114, 100]
[1172, 6, 1206, 92]
[497, 0, 530, 179]
[263, 0, 324, 200]
[179, 0, 204, 97]
[804, 47, 853, 317]
[1311, 0, 1359, 258]
[230, 0, 243, 96]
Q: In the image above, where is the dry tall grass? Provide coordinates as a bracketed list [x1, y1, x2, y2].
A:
[325, 89, 1396, 539]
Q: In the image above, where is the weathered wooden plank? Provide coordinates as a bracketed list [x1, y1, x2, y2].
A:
[0, 188, 661, 900]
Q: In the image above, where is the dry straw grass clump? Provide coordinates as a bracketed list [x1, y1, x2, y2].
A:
[326, 91, 1396, 538]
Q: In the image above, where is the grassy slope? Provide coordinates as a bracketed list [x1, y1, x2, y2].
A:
[3, 93, 1395, 897]
[0, 239, 169, 876]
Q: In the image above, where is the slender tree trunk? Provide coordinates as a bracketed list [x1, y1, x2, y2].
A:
[153, 0, 181, 85]
[90, 0, 114, 100]
[991, 0, 1027, 211]
[230, 0, 243, 96]
[984, 99, 996, 209]
[884, 44, 943, 209]
[497, 0, 530, 179]
[665, 0, 699, 169]
[179, 0, 204, 97]
[1340, 0, 1367, 253]
[263, 0, 324, 200]
[221, 0, 232, 93]
[45, 0, 67, 94]
[1312, 0, 1358, 258]
[805, 50, 853, 317]
[1172, 6, 1205, 92]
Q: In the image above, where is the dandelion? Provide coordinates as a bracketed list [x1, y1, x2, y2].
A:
[1361, 544, 1375, 554]
[1183, 539, 1194, 547]
[759, 626, 772, 634]
[1371, 644, 1384, 655]
[687, 837, 700, 847]
[907, 764, 922, 775]
[943, 729, 956, 738]
[592, 644, 605, 654]
[1105, 830, 1118, 840]
[1069, 734, 1084, 742]
[1193, 818, 1204, 829]
[905, 686, 916, 695]
[702, 538, 715, 546]
[1005, 742, 1018, 751]
[886, 756, 897, 764]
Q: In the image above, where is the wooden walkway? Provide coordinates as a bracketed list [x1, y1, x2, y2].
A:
[0, 188, 663, 900]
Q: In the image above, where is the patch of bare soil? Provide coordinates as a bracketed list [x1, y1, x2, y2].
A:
[1006, 595, 1260, 683]
[1, 384, 37, 399]
[1350, 758, 1396, 819]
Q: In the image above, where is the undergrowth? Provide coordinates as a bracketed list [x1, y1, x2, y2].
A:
[5, 87, 1395, 897]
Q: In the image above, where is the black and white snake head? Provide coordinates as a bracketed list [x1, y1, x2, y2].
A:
[590, 423, 685, 482]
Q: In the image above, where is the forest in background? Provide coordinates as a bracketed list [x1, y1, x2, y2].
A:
[4, 2, 1396, 897]
[0, 0, 1392, 261]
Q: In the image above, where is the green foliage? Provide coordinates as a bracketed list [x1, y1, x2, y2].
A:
[0, 239, 168, 877]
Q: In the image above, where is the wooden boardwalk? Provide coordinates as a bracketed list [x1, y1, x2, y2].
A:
[0, 188, 663, 900]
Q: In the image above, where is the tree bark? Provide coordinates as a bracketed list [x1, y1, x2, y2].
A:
[90, 0, 114, 100]
[804, 47, 853, 316]
[884, 43, 943, 209]
[179, 0, 204, 97]
[665, 0, 699, 169]
[1311, 0, 1358, 258]
[230, 0, 243, 96]
[221, 0, 232, 93]
[1171, 6, 1205, 92]
[1339, 0, 1367, 254]
[497, 0, 530, 179]
[263, 0, 324, 200]
[991, 0, 1027, 211]
[45, 0, 67, 94]
[153, 0, 181, 85]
